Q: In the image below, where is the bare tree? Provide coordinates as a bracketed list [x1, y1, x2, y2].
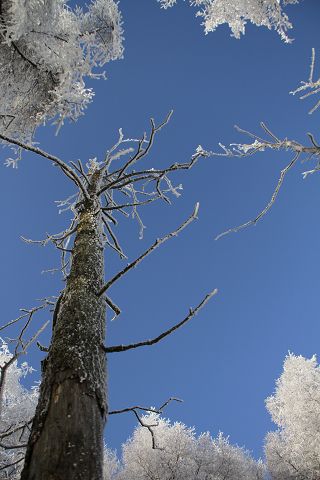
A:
[0, 111, 216, 479]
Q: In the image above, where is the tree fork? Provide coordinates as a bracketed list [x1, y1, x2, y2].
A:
[21, 192, 108, 480]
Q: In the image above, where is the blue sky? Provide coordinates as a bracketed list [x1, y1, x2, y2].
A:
[1, 0, 320, 463]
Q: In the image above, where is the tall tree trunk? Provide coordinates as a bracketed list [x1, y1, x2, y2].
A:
[21, 185, 108, 480]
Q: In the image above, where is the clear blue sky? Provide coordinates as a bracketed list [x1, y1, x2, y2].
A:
[1, 0, 320, 463]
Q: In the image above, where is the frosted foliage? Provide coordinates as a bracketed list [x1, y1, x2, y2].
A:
[0, 342, 38, 478]
[264, 353, 320, 480]
[157, 0, 299, 41]
[103, 446, 121, 479]
[0, 0, 123, 142]
[114, 412, 265, 479]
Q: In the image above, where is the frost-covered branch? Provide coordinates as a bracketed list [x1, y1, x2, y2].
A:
[111, 111, 173, 180]
[4, 112, 211, 270]
[0, 133, 89, 198]
[213, 124, 320, 240]
[291, 48, 320, 114]
[97, 202, 200, 299]
[102, 288, 217, 352]
[0, 301, 53, 333]
[109, 398, 183, 449]
[157, 0, 298, 42]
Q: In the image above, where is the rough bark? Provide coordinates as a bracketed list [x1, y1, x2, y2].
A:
[21, 177, 108, 480]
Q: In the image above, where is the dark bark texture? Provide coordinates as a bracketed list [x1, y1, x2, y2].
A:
[21, 182, 109, 480]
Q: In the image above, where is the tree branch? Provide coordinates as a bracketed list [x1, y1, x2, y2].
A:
[97, 203, 200, 298]
[0, 441, 28, 449]
[290, 48, 320, 114]
[0, 454, 25, 471]
[102, 289, 217, 353]
[0, 133, 89, 200]
[214, 125, 320, 240]
[109, 397, 183, 449]
[215, 151, 300, 240]
[115, 111, 173, 180]
[104, 295, 122, 322]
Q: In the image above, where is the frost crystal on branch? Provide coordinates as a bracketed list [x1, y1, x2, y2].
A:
[157, 0, 298, 41]
[0, 0, 123, 145]
[291, 48, 320, 114]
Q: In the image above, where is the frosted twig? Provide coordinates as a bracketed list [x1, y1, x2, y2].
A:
[101, 208, 118, 225]
[214, 125, 320, 240]
[215, 151, 300, 240]
[115, 111, 173, 181]
[0, 301, 51, 332]
[109, 397, 183, 449]
[104, 191, 129, 217]
[101, 128, 141, 175]
[128, 183, 146, 238]
[102, 196, 161, 211]
[97, 203, 200, 298]
[103, 288, 217, 352]
[103, 234, 127, 259]
[0, 133, 90, 199]
[101, 216, 126, 259]
[41, 257, 71, 275]
[55, 192, 79, 214]
[21, 223, 78, 247]
[97, 153, 203, 196]
[290, 48, 320, 114]
[71, 160, 90, 185]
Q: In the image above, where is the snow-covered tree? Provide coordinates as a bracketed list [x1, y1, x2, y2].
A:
[264, 353, 320, 480]
[157, 0, 299, 42]
[0, 0, 123, 144]
[112, 412, 265, 479]
[103, 446, 121, 480]
[0, 0, 301, 150]
[0, 341, 38, 479]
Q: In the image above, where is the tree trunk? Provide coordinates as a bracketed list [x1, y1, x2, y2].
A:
[21, 185, 108, 480]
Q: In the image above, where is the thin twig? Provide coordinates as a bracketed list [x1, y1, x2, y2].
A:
[109, 397, 183, 449]
[215, 152, 300, 240]
[0, 133, 89, 199]
[0, 441, 28, 449]
[97, 203, 200, 298]
[0, 454, 25, 471]
[215, 125, 320, 240]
